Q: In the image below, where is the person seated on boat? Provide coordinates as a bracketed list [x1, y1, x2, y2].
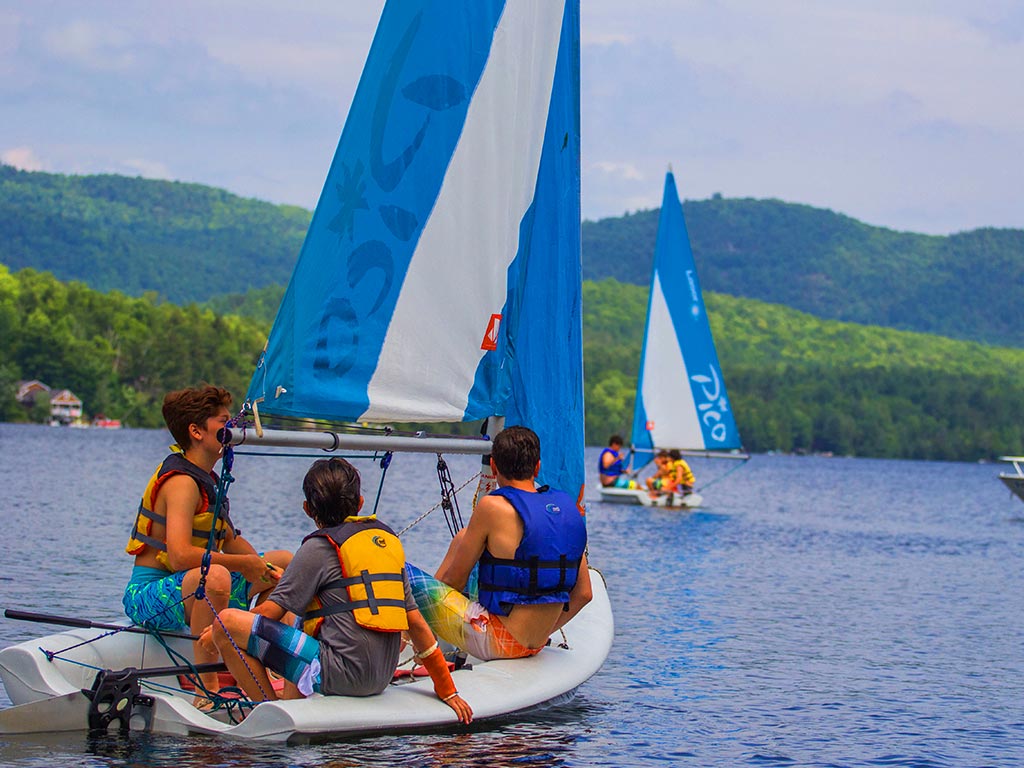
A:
[406, 425, 592, 661]
[200, 457, 473, 723]
[122, 385, 293, 710]
[645, 450, 673, 493]
[598, 435, 634, 488]
[666, 449, 695, 496]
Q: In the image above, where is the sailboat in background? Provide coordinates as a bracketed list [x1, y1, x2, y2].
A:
[0, 0, 612, 741]
[599, 169, 748, 509]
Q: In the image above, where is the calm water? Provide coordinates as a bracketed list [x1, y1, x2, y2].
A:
[1, 423, 1022, 767]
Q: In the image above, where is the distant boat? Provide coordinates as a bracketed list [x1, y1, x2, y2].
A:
[598, 170, 748, 509]
[998, 456, 1024, 503]
[91, 416, 122, 429]
[0, 0, 611, 742]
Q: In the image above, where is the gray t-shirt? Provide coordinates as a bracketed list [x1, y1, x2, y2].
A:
[270, 533, 417, 696]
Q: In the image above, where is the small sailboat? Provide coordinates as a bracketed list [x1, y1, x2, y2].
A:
[0, 0, 612, 741]
[598, 170, 748, 509]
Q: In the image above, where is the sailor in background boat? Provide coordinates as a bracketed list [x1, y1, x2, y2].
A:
[407, 426, 593, 660]
[123, 385, 293, 710]
[598, 435, 635, 489]
[646, 449, 696, 500]
[201, 458, 473, 723]
[645, 450, 673, 493]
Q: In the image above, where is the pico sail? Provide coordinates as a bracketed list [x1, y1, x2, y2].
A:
[0, 0, 612, 741]
[598, 170, 748, 509]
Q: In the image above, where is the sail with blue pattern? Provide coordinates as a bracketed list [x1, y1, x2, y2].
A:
[247, 0, 584, 495]
[630, 171, 742, 466]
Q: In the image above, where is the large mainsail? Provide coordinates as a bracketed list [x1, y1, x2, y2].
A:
[630, 171, 742, 464]
[247, 1, 583, 494]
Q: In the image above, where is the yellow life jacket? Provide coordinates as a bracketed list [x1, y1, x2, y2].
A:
[125, 449, 234, 570]
[672, 459, 695, 487]
[302, 517, 409, 637]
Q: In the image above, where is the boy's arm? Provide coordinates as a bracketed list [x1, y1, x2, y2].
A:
[435, 497, 494, 590]
[407, 608, 473, 723]
[162, 475, 269, 583]
[553, 554, 593, 631]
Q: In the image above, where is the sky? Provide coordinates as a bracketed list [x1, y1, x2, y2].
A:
[1, 1, 1022, 235]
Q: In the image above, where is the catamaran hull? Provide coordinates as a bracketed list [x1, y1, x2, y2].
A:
[596, 486, 703, 509]
[0, 570, 612, 742]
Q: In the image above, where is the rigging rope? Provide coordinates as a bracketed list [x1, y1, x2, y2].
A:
[398, 471, 480, 536]
[695, 455, 751, 493]
[435, 454, 464, 537]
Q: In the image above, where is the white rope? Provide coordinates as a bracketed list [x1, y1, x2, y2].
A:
[398, 471, 481, 536]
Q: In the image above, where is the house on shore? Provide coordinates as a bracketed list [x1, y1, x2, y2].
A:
[16, 380, 51, 408]
[49, 389, 84, 426]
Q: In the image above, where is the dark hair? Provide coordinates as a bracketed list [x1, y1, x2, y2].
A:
[303, 458, 362, 526]
[162, 385, 232, 449]
[668, 449, 682, 461]
[491, 426, 540, 481]
[608, 435, 624, 446]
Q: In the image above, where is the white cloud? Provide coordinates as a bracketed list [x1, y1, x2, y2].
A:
[591, 161, 645, 182]
[42, 20, 136, 72]
[2, 146, 45, 171]
[120, 158, 173, 181]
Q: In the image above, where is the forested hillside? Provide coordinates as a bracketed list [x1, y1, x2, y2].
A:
[584, 279, 1024, 459]
[0, 164, 308, 303]
[0, 266, 265, 427]
[3, 166, 1022, 347]
[5, 264, 1019, 461]
[583, 198, 1024, 347]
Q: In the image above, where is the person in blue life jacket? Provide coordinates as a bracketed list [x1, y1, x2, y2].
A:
[408, 425, 592, 660]
[122, 385, 293, 710]
[200, 457, 473, 724]
[598, 434, 634, 488]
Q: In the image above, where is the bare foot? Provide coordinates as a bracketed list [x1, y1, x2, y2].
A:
[193, 696, 216, 713]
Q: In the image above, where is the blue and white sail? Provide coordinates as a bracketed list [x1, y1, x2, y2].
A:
[247, 0, 584, 495]
[630, 171, 742, 465]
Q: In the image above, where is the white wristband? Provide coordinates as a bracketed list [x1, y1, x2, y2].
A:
[414, 641, 439, 660]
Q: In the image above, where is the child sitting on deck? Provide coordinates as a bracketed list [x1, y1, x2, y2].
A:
[123, 385, 293, 710]
[200, 457, 472, 723]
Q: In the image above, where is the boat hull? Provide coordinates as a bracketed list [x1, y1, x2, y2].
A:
[0, 569, 612, 741]
[596, 486, 703, 509]
[1000, 473, 1024, 502]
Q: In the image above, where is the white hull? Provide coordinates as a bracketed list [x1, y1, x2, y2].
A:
[0, 570, 613, 742]
[999, 473, 1024, 502]
[998, 456, 1024, 503]
[596, 486, 703, 509]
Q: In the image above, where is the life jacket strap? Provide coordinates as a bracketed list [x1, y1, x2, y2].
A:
[129, 529, 168, 552]
[317, 569, 404, 616]
[305, 597, 408, 620]
[135, 506, 227, 542]
[479, 554, 579, 595]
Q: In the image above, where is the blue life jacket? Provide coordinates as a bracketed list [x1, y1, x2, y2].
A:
[598, 447, 624, 478]
[477, 486, 587, 617]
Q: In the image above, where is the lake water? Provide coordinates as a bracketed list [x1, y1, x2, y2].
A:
[1, 423, 1022, 767]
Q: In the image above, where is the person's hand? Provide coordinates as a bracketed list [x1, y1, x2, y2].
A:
[197, 624, 216, 653]
[242, 554, 281, 585]
[443, 693, 474, 724]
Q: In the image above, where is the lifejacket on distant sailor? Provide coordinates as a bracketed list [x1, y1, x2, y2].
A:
[598, 448, 624, 479]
